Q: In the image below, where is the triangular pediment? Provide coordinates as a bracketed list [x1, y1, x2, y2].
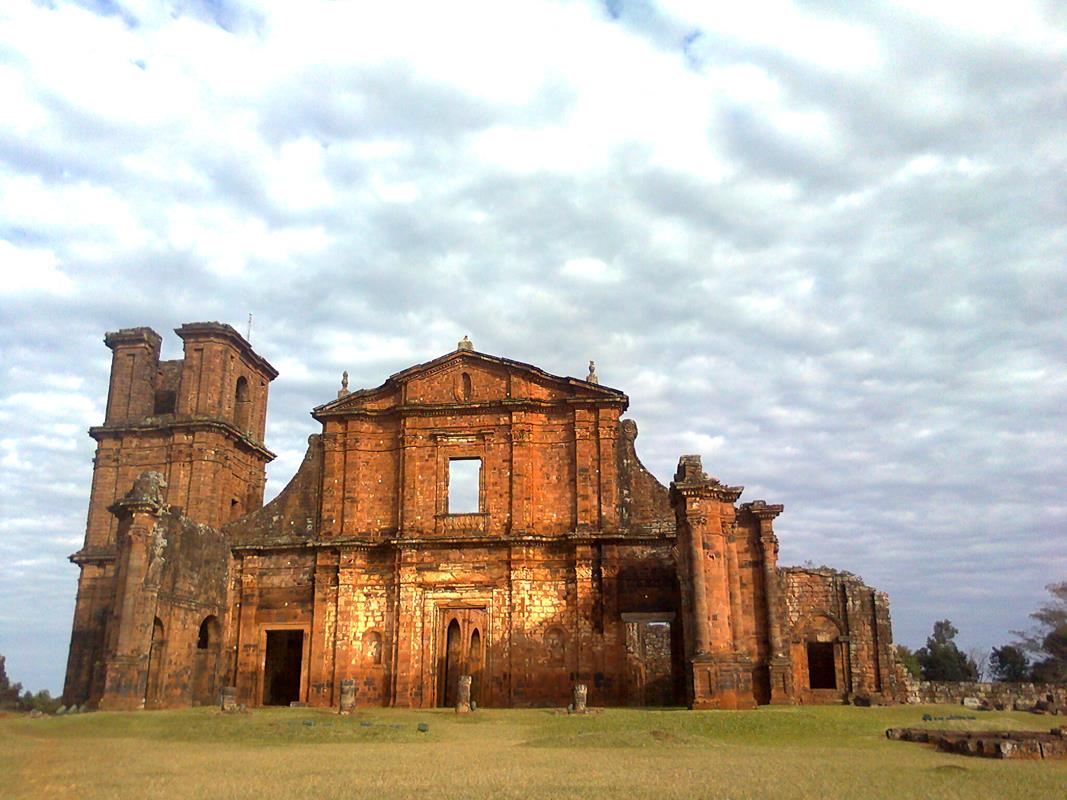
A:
[313, 348, 625, 418]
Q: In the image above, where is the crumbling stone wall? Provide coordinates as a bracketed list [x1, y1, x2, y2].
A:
[85, 472, 230, 710]
[781, 568, 900, 704]
[904, 680, 1067, 708]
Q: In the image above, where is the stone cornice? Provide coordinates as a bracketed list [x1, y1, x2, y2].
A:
[740, 500, 785, 521]
[90, 418, 276, 462]
[313, 395, 627, 421]
[69, 547, 117, 565]
[229, 527, 678, 553]
[672, 478, 744, 504]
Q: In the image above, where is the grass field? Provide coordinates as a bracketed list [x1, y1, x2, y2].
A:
[1, 704, 1064, 799]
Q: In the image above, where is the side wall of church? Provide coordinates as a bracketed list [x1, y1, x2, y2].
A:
[782, 568, 899, 704]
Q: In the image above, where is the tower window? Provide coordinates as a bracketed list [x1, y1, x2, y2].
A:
[235, 376, 251, 432]
[153, 390, 176, 415]
[448, 458, 481, 514]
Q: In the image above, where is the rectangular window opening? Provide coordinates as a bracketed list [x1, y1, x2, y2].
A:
[448, 458, 481, 514]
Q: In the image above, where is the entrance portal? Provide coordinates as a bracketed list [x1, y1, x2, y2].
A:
[622, 612, 679, 706]
[263, 630, 304, 706]
[437, 608, 487, 707]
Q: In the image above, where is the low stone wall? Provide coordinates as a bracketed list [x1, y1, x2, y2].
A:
[903, 679, 1067, 709]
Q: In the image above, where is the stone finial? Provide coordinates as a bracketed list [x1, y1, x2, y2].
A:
[586, 360, 598, 384]
[457, 335, 474, 351]
[337, 370, 349, 399]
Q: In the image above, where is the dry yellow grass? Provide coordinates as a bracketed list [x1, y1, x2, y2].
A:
[1, 705, 1064, 799]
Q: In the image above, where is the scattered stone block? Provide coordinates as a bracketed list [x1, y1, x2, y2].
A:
[455, 675, 472, 714]
[339, 679, 356, 715]
[887, 727, 1067, 760]
[571, 683, 588, 714]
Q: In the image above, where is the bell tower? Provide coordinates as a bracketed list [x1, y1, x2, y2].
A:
[63, 321, 277, 706]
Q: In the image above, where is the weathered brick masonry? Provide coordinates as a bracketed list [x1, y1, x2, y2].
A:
[63, 324, 903, 710]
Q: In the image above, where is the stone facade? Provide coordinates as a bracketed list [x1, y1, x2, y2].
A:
[63, 324, 902, 710]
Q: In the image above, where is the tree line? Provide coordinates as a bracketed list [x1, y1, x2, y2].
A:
[0, 655, 63, 714]
[897, 582, 1067, 683]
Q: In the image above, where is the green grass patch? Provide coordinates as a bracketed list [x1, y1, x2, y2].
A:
[1, 705, 1063, 799]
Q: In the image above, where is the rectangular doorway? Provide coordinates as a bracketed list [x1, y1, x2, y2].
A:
[263, 630, 304, 706]
[806, 641, 837, 690]
[622, 612, 678, 706]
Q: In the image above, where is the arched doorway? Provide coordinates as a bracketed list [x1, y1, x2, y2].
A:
[469, 628, 483, 705]
[442, 618, 462, 708]
[193, 615, 221, 705]
[144, 617, 165, 708]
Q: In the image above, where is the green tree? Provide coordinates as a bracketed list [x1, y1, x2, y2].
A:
[1014, 582, 1067, 684]
[989, 644, 1030, 682]
[28, 689, 61, 714]
[895, 644, 922, 679]
[916, 620, 979, 682]
[0, 655, 23, 708]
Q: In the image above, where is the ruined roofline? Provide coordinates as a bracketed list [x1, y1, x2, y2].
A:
[175, 321, 279, 380]
[313, 346, 627, 415]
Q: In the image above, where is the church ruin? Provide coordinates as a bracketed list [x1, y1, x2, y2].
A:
[63, 322, 903, 710]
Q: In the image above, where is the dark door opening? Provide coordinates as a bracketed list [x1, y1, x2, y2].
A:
[263, 630, 303, 706]
[752, 664, 771, 705]
[806, 641, 837, 689]
[442, 619, 462, 708]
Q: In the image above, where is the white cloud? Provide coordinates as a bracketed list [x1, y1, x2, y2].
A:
[0, 240, 73, 296]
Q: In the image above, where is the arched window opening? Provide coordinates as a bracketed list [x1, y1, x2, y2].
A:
[461, 372, 472, 402]
[470, 628, 482, 663]
[234, 376, 251, 432]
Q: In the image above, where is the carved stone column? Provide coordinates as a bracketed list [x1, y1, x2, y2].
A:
[99, 472, 168, 711]
[744, 500, 792, 704]
[671, 456, 752, 709]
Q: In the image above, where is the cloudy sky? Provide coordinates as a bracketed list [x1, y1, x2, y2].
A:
[1, 0, 1065, 693]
